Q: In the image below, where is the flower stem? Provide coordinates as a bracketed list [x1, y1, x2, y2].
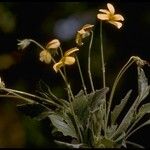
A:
[100, 21, 107, 136]
[126, 141, 144, 148]
[100, 22, 106, 89]
[1, 87, 62, 108]
[75, 55, 87, 95]
[125, 121, 149, 140]
[59, 46, 67, 78]
[88, 31, 95, 93]
[106, 57, 135, 130]
[29, 39, 45, 51]
[125, 115, 143, 140]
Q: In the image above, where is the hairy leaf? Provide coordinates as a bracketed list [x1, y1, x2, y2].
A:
[111, 67, 150, 139]
[111, 101, 136, 140]
[137, 103, 150, 117]
[137, 67, 149, 102]
[88, 87, 109, 112]
[48, 113, 77, 139]
[72, 91, 89, 125]
[111, 90, 132, 124]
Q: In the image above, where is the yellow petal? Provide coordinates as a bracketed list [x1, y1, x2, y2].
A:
[99, 9, 110, 14]
[113, 14, 124, 21]
[97, 14, 109, 20]
[64, 56, 75, 65]
[64, 47, 79, 56]
[46, 39, 60, 49]
[53, 61, 63, 73]
[82, 24, 94, 31]
[78, 29, 86, 35]
[107, 3, 115, 14]
[76, 31, 84, 46]
[108, 21, 123, 29]
[39, 50, 51, 64]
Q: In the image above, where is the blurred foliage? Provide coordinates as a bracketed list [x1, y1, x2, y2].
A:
[0, 102, 25, 148]
[0, 2, 150, 148]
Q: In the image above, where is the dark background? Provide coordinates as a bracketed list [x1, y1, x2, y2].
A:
[0, 2, 150, 148]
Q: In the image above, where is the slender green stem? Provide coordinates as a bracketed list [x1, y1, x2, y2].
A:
[126, 141, 144, 148]
[75, 55, 87, 95]
[0, 94, 51, 111]
[106, 58, 135, 129]
[88, 31, 95, 92]
[59, 46, 67, 78]
[0, 94, 35, 102]
[100, 22, 106, 89]
[29, 39, 46, 51]
[125, 120, 150, 140]
[2, 88, 62, 108]
[125, 115, 143, 140]
[100, 21, 107, 136]
[2, 88, 37, 104]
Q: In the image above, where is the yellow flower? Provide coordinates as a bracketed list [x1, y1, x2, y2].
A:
[53, 47, 79, 72]
[39, 50, 51, 64]
[97, 3, 124, 29]
[76, 24, 94, 46]
[46, 39, 60, 50]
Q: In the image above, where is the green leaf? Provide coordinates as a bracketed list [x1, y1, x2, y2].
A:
[137, 103, 150, 117]
[111, 104, 135, 140]
[88, 87, 109, 112]
[48, 113, 77, 139]
[137, 67, 150, 102]
[111, 90, 132, 124]
[72, 91, 89, 125]
[111, 67, 150, 139]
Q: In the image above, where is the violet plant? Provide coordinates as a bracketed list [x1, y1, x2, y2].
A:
[0, 3, 150, 148]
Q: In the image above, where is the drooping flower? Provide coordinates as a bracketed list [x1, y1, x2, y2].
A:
[97, 3, 124, 29]
[53, 47, 79, 72]
[17, 39, 31, 50]
[0, 77, 5, 88]
[76, 24, 94, 46]
[39, 50, 52, 64]
[46, 39, 60, 55]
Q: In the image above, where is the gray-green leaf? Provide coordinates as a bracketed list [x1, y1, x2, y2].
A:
[88, 87, 109, 112]
[72, 91, 89, 125]
[137, 67, 149, 102]
[137, 103, 150, 117]
[111, 90, 132, 124]
[48, 113, 77, 139]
